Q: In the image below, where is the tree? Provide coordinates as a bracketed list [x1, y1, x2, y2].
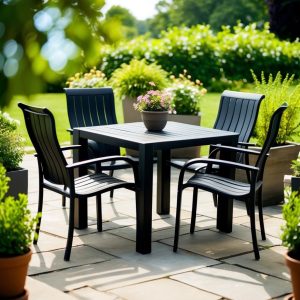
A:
[149, 0, 268, 36]
[266, 0, 300, 41]
[0, 0, 105, 106]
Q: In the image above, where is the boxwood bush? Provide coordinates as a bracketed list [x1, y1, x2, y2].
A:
[98, 23, 300, 89]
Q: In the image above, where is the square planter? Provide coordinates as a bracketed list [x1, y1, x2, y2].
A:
[291, 176, 300, 193]
[6, 168, 28, 198]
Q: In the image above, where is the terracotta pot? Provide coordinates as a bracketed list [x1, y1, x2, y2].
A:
[141, 111, 168, 132]
[285, 251, 300, 300]
[0, 249, 32, 299]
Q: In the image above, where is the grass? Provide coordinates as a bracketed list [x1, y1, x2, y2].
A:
[6, 93, 222, 150]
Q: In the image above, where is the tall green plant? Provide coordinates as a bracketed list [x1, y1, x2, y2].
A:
[252, 71, 300, 146]
[109, 59, 169, 99]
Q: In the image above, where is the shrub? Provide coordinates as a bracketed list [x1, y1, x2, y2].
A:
[109, 59, 169, 99]
[281, 191, 300, 259]
[167, 70, 207, 115]
[291, 158, 300, 177]
[0, 164, 39, 256]
[98, 23, 300, 90]
[66, 67, 108, 88]
[0, 111, 24, 171]
[252, 71, 300, 146]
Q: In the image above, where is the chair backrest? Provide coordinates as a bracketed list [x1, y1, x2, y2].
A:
[65, 87, 120, 157]
[65, 87, 117, 128]
[256, 103, 288, 179]
[18, 103, 70, 186]
[214, 90, 264, 143]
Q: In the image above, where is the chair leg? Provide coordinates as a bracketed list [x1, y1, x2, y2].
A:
[62, 196, 66, 207]
[96, 194, 102, 232]
[212, 193, 218, 207]
[64, 196, 75, 261]
[173, 187, 183, 252]
[257, 188, 266, 240]
[190, 188, 198, 234]
[249, 198, 260, 260]
[109, 170, 114, 198]
[34, 185, 44, 244]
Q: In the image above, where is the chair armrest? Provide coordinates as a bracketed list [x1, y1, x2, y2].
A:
[210, 144, 261, 156]
[66, 155, 138, 170]
[67, 128, 73, 135]
[61, 145, 81, 151]
[238, 141, 256, 147]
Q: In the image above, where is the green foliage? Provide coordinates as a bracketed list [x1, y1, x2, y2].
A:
[0, 0, 106, 106]
[167, 71, 207, 115]
[66, 67, 108, 88]
[291, 158, 300, 177]
[99, 23, 300, 90]
[0, 164, 39, 256]
[252, 71, 300, 146]
[109, 59, 169, 99]
[281, 192, 300, 256]
[0, 111, 24, 171]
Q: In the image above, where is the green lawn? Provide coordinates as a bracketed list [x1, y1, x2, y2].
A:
[6, 93, 222, 151]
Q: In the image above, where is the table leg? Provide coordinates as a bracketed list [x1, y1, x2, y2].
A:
[136, 145, 153, 254]
[156, 149, 171, 214]
[216, 137, 238, 233]
[73, 130, 88, 229]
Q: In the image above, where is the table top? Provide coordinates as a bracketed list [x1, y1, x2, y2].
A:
[74, 121, 239, 150]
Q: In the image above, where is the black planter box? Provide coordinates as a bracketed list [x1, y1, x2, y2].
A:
[6, 168, 28, 198]
[291, 176, 300, 193]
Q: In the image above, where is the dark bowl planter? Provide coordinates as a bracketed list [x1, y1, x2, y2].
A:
[6, 168, 28, 198]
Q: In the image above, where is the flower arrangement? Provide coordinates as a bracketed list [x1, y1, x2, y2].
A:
[134, 82, 172, 112]
[66, 67, 108, 88]
[167, 70, 207, 115]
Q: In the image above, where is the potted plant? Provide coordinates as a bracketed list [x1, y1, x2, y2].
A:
[0, 164, 39, 300]
[291, 158, 300, 193]
[0, 111, 27, 198]
[134, 82, 172, 131]
[248, 71, 300, 205]
[166, 70, 207, 157]
[281, 191, 300, 300]
[109, 59, 169, 123]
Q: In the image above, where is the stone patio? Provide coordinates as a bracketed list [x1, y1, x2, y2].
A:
[21, 153, 292, 300]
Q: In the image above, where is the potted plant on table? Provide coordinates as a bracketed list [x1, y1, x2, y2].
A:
[281, 191, 300, 300]
[249, 71, 300, 206]
[0, 111, 27, 198]
[0, 164, 39, 300]
[134, 82, 172, 132]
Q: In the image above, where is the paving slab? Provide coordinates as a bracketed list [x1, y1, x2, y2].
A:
[171, 263, 292, 300]
[69, 287, 121, 300]
[223, 246, 291, 281]
[29, 245, 114, 275]
[161, 229, 254, 259]
[110, 278, 220, 300]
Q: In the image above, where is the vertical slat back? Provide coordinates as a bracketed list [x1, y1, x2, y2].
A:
[65, 88, 120, 157]
[214, 90, 264, 143]
[18, 103, 70, 186]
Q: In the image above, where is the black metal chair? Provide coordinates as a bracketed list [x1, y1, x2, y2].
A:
[171, 90, 264, 170]
[65, 87, 138, 201]
[18, 103, 138, 261]
[173, 103, 288, 260]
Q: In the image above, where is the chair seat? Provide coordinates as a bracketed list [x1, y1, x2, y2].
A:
[186, 173, 251, 198]
[74, 173, 134, 196]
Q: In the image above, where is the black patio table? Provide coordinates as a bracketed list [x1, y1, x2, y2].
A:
[73, 121, 239, 254]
